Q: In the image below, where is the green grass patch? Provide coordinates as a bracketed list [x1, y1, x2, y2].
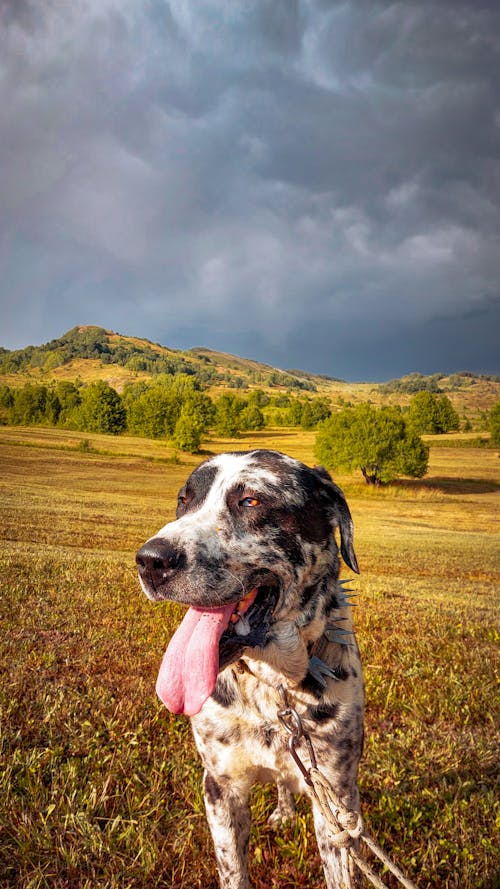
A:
[0, 426, 498, 888]
[428, 435, 494, 449]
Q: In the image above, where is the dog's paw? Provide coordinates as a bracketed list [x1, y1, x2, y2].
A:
[268, 808, 294, 829]
[268, 787, 296, 830]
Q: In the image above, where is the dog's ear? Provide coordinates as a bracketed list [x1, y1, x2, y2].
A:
[313, 466, 359, 574]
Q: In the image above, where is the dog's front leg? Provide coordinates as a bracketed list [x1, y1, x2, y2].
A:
[312, 805, 361, 889]
[203, 770, 251, 889]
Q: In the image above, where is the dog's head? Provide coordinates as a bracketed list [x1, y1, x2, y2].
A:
[136, 450, 358, 715]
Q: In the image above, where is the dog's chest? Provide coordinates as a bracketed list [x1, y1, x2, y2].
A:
[192, 697, 307, 792]
[190, 662, 360, 794]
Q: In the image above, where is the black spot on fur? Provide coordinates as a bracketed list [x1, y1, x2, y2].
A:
[336, 751, 356, 770]
[204, 772, 222, 806]
[176, 462, 218, 517]
[300, 672, 326, 698]
[216, 725, 241, 745]
[308, 702, 339, 724]
[294, 467, 334, 543]
[300, 582, 320, 609]
[273, 529, 306, 566]
[323, 590, 340, 615]
[212, 675, 237, 708]
[194, 545, 229, 578]
[326, 664, 349, 682]
[246, 450, 294, 477]
[261, 724, 275, 747]
[338, 735, 355, 752]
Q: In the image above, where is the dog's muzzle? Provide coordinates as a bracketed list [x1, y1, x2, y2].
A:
[136, 537, 186, 596]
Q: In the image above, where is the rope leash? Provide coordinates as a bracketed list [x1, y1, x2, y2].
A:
[277, 688, 418, 889]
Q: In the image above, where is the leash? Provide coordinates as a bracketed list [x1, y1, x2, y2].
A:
[277, 686, 419, 889]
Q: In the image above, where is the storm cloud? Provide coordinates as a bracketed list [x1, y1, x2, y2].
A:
[1, 0, 499, 379]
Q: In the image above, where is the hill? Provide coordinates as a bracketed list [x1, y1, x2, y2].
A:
[0, 325, 499, 420]
[0, 326, 320, 394]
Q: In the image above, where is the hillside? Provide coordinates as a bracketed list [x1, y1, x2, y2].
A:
[0, 325, 499, 419]
[0, 326, 319, 394]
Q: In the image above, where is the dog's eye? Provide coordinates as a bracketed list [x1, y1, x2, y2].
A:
[239, 497, 261, 508]
[178, 494, 188, 506]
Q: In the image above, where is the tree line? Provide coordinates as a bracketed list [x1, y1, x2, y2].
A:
[2, 378, 497, 485]
[0, 378, 332, 452]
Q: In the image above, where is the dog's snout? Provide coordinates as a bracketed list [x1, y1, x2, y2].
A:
[136, 537, 185, 587]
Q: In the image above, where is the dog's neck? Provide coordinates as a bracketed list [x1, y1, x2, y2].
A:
[231, 579, 359, 705]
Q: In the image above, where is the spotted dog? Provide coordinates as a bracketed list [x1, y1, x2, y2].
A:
[136, 450, 364, 889]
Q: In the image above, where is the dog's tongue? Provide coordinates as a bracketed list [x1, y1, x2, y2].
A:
[156, 603, 237, 716]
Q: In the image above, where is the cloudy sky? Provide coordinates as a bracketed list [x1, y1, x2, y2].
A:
[1, 0, 499, 381]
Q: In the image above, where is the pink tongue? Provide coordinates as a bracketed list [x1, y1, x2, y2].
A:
[156, 603, 237, 716]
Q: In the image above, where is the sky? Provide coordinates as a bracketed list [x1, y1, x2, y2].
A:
[1, 1, 499, 382]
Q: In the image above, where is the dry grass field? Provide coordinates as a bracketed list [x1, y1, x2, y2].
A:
[0, 426, 498, 888]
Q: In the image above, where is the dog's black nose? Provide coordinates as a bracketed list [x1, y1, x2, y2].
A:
[136, 537, 185, 586]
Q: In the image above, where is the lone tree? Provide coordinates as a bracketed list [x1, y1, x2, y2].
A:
[315, 403, 429, 485]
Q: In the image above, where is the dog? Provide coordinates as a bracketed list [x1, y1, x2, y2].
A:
[136, 450, 364, 889]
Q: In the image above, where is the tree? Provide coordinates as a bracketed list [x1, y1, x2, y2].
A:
[299, 401, 314, 430]
[309, 397, 331, 426]
[173, 404, 204, 452]
[125, 380, 215, 440]
[315, 404, 429, 485]
[188, 391, 216, 431]
[45, 390, 62, 425]
[10, 384, 50, 425]
[490, 401, 500, 445]
[272, 394, 291, 408]
[435, 395, 460, 432]
[408, 392, 459, 434]
[240, 404, 265, 431]
[0, 385, 13, 410]
[55, 381, 81, 412]
[172, 392, 215, 451]
[0, 385, 13, 425]
[75, 381, 126, 434]
[247, 389, 270, 408]
[126, 385, 179, 438]
[55, 382, 81, 426]
[215, 394, 243, 437]
[286, 398, 303, 426]
[300, 397, 331, 429]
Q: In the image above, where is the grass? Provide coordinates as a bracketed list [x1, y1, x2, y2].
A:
[0, 426, 498, 888]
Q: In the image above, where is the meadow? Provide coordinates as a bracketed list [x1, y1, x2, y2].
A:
[0, 426, 498, 888]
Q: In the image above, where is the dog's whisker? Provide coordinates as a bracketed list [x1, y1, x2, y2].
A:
[223, 570, 246, 597]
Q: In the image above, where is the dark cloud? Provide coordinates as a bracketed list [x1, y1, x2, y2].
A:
[0, 0, 499, 379]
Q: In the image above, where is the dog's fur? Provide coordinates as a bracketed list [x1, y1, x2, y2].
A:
[137, 450, 364, 889]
